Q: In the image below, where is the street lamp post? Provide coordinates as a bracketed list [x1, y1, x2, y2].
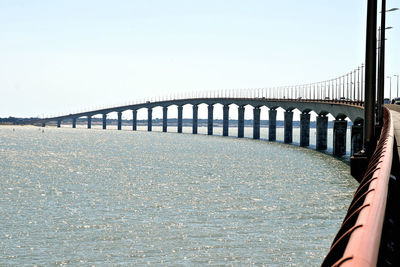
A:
[387, 76, 392, 99]
[350, 0, 378, 180]
[377, 2, 398, 125]
[377, 19, 385, 125]
[395, 75, 399, 97]
[364, 0, 378, 156]
[357, 66, 361, 101]
[353, 69, 356, 101]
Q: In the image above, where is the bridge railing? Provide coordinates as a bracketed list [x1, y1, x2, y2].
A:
[321, 107, 394, 267]
[42, 64, 364, 119]
[145, 64, 365, 103]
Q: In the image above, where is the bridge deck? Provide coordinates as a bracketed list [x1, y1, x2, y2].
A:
[386, 104, 400, 158]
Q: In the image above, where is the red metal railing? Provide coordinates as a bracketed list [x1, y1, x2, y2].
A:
[322, 107, 394, 266]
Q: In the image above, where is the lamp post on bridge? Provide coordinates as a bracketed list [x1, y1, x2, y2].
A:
[363, 0, 378, 156]
[361, 63, 364, 101]
[351, 0, 378, 180]
[377, 3, 398, 126]
[357, 66, 361, 101]
[395, 75, 400, 97]
[387, 76, 392, 99]
[353, 69, 357, 101]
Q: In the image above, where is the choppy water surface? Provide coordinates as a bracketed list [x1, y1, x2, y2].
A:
[0, 126, 358, 266]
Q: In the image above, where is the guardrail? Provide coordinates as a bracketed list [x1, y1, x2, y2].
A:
[322, 107, 394, 266]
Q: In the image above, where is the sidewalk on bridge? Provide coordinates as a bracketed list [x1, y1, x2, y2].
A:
[386, 104, 400, 159]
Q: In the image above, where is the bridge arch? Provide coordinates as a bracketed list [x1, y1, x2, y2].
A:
[335, 113, 348, 121]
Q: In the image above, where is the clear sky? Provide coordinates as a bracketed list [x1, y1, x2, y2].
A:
[0, 0, 399, 119]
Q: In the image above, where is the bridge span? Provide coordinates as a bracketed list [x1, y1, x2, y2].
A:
[29, 98, 364, 157]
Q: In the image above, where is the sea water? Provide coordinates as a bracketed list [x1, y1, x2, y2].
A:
[0, 126, 358, 266]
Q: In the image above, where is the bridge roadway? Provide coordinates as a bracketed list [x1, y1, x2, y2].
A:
[386, 105, 400, 158]
[32, 98, 364, 157]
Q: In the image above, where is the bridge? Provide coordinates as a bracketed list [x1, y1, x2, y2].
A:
[28, 65, 365, 159]
[33, 98, 364, 156]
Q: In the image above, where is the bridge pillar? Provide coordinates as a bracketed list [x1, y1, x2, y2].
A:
[57, 120, 61, 128]
[253, 107, 261, 139]
[208, 104, 214, 135]
[117, 112, 122, 130]
[351, 124, 363, 156]
[178, 105, 183, 133]
[102, 114, 107, 129]
[162, 107, 168, 132]
[333, 119, 347, 156]
[284, 110, 293, 143]
[87, 116, 91, 129]
[300, 112, 310, 147]
[316, 115, 328, 150]
[193, 105, 198, 134]
[72, 118, 76, 128]
[132, 110, 137, 131]
[238, 106, 245, 138]
[268, 109, 277, 141]
[350, 122, 366, 181]
[223, 104, 229, 136]
[148, 108, 152, 132]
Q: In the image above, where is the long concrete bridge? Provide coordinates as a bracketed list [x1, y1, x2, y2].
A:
[34, 98, 364, 157]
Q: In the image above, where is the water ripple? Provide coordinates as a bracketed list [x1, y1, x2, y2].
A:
[0, 126, 357, 266]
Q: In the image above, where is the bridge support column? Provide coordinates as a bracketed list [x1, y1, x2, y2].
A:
[57, 120, 61, 128]
[208, 104, 214, 135]
[268, 109, 277, 141]
[223, 104, 229, 136]
[72, 118, 76, 129]
[238, 106, 245, 138]
[117, 112, 122, 130]
[351, 124, 363, 156]
[162, 107, 168, 132]
[132, 110, 137, 131]
[300, 112, 310, 147]
[102, 114, 107, 129]
[333, 119, 347, 156]
[148, 108, 152, 132]
[253, 107, 260, 139]
[87, 116, 91, 129]
[192, 105, 198, 134]
[316, 115, 328, 150]
[178, 105, 183, 133]
[350, 122, 366, 181]
[284, 110, 293, 143]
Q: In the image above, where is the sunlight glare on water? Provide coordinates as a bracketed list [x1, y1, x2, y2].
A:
[0, 126, 358, 266]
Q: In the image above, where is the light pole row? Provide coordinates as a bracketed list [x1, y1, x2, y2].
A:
[362, 0, 398, 158]
[144, 66, 366, 102]
[377, 2, 398, 126]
